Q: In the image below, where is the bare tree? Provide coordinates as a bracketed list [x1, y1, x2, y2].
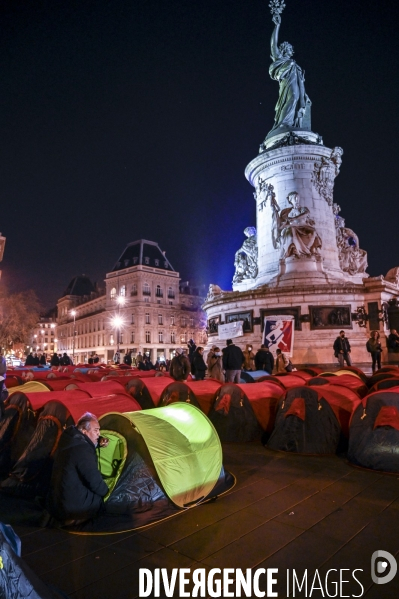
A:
[0, 289, 41, 351]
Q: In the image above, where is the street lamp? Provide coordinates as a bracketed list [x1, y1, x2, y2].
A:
[71, 310, 76, 363]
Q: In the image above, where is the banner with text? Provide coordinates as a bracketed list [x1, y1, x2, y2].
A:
[262, 315, 295, 357]
[218, 321, 244, 340]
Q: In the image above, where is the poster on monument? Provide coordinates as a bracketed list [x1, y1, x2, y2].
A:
[262, 315, 295, 357]
[218, 321, 244, 340]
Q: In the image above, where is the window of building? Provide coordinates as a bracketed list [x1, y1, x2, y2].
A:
[120, 331, 124, 344]
[131, 331, 135, 343]
[145, 312, 150, 324]
[131, 313, 135, 324]
[110, 287, 116, 299]
[133, 257, 138, 265]
[156, 285, 163, 297]
[145, 297, 150, 303]
[190, 318, 194, 327]
[171, 314, 175, 325]
[158, 314, 163, 325]
[169, 301, 173, 305]
[144, 257, 149, 265]
[120, 285, 126, 297]
[168, 287, 175, 299]
[110, 335, 114, 345]
[143, 283, 151, 296]
[131, 283, 137, 296]
[181, 332, 187, 343]
[164, 261, 168, 269]
[145, 331, 151, 343]
[158, 331, 163, 343]
[181, 317, 186, 327]
[171, 331, 175, 343]
[155, 259, 159, 267]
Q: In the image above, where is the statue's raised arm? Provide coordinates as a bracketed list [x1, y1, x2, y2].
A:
[270, 13, 281, 61]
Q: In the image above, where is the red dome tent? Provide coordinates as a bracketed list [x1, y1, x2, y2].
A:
[267, 385, 361, 454]
[307, 375, 368, 398]
[348, 390, 399, 472]
[0, 390, 141, 498]
[209, 382, 284, 442]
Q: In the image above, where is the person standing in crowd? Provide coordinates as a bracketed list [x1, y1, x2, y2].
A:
[60, 353, 71, 366]
[136, 352, 143, 366]
[207, 347, 224, 382]
[243, 344, 256, 371]
[192, 347, 207, 380]
[206, 345, 217, 371]
[222, 339, 244, 383]
[187, 339, 197, 366]
[50, 353, 60, 367]
[333, 330, 352, 367]
[169, 348, 191, 382]
[255, 344, 274, 374]
[113, 350, 120, 365]
[123, 350, 133, 366]
[387, 329, 399, 351]
[25, 352, 34, 366]
[366, 330, 382, 373]
[275, 348, 290, 373]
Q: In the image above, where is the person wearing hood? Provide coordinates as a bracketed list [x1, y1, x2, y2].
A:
[47, 412, 109, 526]
[169, 348, 191, 382]
[243, 344, 256, 371]
[255, 344, 274, 374]
[207, 347, 224, 382]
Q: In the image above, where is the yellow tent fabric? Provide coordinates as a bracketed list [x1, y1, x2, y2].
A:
[8, 381, 50, 394]
[123, 404, 222, 508]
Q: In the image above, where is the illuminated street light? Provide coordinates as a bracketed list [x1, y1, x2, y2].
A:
[71, 310, 76, 363]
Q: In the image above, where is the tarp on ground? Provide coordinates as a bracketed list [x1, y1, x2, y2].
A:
[348, 390, 399, 472]
[0, 525, 67, 599]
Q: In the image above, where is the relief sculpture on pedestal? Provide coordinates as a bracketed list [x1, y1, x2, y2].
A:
[232, 227, 258, 285]
[312, 147, 343, 206]
[333, 204, 368, 276]
[272, 191, 322, 259]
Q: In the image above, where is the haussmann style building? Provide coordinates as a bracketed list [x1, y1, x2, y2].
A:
[56, 240, 207, 364]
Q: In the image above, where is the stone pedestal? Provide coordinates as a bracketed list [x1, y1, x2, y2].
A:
[245, 132, 346, 287]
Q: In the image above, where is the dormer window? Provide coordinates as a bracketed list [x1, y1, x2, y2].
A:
[155, 259, 159, 267]
[133, 257, 138, 265]
[144, 257, 150, 265]
[164, 261, 168, 269]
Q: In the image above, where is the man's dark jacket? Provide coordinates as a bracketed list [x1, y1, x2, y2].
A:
[255, 349, 274, 374]
[192, 351, 207, 377]
[222, 344, 244, 370]
[47, 426, 108, 521]
[333, 336, 351, 357]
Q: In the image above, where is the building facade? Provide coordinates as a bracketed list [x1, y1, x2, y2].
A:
[56, 240, 206, 363]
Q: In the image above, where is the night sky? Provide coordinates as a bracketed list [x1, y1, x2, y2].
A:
[1, 0, 398, 308]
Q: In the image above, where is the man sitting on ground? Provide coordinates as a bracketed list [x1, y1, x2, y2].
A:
[47, 412, 108, 526]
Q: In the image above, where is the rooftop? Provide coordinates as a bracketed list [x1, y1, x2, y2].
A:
[111, 240, 175, 273]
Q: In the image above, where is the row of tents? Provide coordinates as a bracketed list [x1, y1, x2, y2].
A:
[2, 363, 399, 521]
